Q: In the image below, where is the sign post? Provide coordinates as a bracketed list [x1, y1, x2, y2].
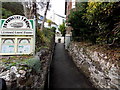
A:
[0, 15, 35, 55]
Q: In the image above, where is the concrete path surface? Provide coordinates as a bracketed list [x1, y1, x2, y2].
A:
[49, 43, 97, 89]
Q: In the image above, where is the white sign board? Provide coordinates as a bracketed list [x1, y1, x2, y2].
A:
[0, 15, 35, 55]
[2, 45, 15, 53]
[2, 15, 32, 29]
[18, 39, 31, 53]
[0, 29, 34, 35]
[1, 39, 15, 53]
[0, 15, 34, 35]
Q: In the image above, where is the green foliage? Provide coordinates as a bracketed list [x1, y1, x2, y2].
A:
[36, 28, 55, 52]
[2, 2, 24, 16]
[67, 2, 90, 41]
[5, 62, 17, 69]
[58, 22, 66, 36]
[1, 56, 34, 70]
[67, 2, 120, 46]
[26, 57, 41, 73]
[1, 56, 41, 73]
[1, 2, 24, 19]
[51, 27, 56, 32]
[47, 19, 52, 26]
[1, 8, 13, 18]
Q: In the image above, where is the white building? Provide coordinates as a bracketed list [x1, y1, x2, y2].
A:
[55, 30, 64, 43]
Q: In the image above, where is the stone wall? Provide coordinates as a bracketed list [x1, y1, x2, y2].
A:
[68, 42, 120, 89]
[0, 48, 53, 90]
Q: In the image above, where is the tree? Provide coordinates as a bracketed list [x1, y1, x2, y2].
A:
[2, 8, 13, 19]
[40, 0, 50, 31]
[47, 19, 52, 27]
[84, 2, 120, 44]
[67, 2, 89, 41]
[22, 1, 34, 19]
[58, 22, 66, 36]
[22, 0, 51, 30]
[67, 2, 120, 46]
[2, 2, 24, 16]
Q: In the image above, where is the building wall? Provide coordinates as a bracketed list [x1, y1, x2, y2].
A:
[67, 2, 72, 16]
[65, 0, 76, 16]
[65, 0, 76, 34]
[65, 34, 71, 49]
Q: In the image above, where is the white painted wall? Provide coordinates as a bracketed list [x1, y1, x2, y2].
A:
[55, 37, 64, 43]
[72, 0, 76, 9]
[65, 34, 71, 49]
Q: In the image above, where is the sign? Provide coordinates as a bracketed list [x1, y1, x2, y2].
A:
[0, 15, 34, 35]
[1, 39, 15, 53]
[0, 15, 35, 55]
[0, 29, 34, 35]
[18, 39, 31, 53]
[2, 15, 32, 29]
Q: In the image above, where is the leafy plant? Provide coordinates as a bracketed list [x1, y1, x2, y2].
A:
[2, 8, 13, 18]
[2, 2, 24, 16]
[26, 57, 41, 73]
[67, 2, 120, 46]
[36, 28, 54, 52]
[58, 22, 66, 36]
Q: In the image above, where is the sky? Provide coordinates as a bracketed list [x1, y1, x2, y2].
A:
[46, 0, 66, 25]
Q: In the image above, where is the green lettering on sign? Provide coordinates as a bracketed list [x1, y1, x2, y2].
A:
[19, 46, 24, 48]
[9, 45, 14, 47]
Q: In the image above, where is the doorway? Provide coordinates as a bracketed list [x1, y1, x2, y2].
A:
[58, 38, 61, 43]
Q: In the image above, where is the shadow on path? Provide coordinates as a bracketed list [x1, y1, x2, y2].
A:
[49, 43, 97, 89]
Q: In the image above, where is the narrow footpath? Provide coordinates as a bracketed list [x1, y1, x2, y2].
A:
[49, 43, 97, 89]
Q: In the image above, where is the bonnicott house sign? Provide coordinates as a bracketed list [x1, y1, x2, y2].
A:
[0, 15, 35, 55]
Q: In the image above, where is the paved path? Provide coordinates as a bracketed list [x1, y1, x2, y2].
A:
[49, 43, 97, 89]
